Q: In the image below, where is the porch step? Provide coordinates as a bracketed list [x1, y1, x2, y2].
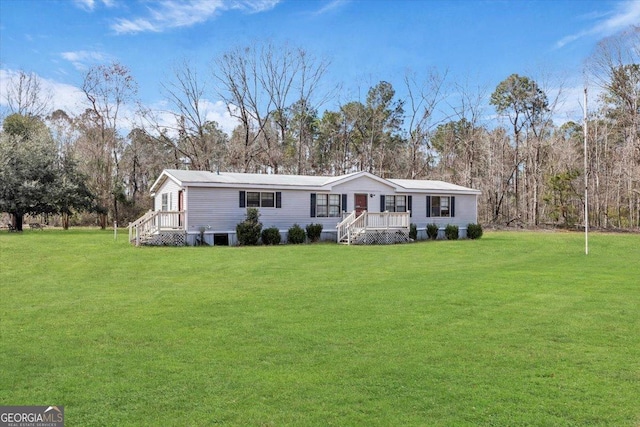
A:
[339, 228, 366, 244]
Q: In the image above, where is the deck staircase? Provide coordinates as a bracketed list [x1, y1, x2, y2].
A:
[128, 210, 185, 246]
[337, 211, 411, 245]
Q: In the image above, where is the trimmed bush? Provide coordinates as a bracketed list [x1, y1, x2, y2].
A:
[287, 224, 306, 244]
[409, 223, 417, 240]
[305, 223, 323, 242]
[261, 227, 281, 245]
[467, 223, 483, 239]
[445, 224, 459, 240]
[236, 208, 262, 246]
[426, 223, 439, 240]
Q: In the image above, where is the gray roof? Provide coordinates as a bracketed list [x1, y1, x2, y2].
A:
[388, 178, 480, 193]
[152, 169, 480, 194]
[161, 169, 359, 187]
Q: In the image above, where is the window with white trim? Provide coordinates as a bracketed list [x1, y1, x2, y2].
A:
[430, 196, 450, 217]
[385, 195, 407, 212]
[161, 193, 170, 211]
[240, 191, 281, 208]
[316, 194, 341, 217]
[246, 191, 275, 208]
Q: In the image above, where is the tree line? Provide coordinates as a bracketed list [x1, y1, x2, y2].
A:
[1, 27, 638, 231]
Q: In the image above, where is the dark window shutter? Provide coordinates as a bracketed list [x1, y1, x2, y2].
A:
[239, 191, 246, 208]
[426, 196, 431, 217]
[408, 195, 412, 217]
[276, 192, 282, 208]
[342, 194, 347, 212]
[380, 195, 386, 212]
[310, 193, 316, 217]
[451, 196, 455, 217]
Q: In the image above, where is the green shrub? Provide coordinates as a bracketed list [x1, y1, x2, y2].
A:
[409, 223, 417, 240]
[445, 224, 459, 240]
[287, 224, 306, 244]
[426, 223, 439, 240]
[305, 223, 323, 242]
[236, 208, 262, 246]
[467, 223, 483, 239]
[261, 227, 281, 245]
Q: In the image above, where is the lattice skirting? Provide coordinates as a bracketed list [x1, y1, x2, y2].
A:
[142, 232, 187, 246]
[355, 230, 411, 245]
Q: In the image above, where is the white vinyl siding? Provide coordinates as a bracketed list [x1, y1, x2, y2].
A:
[181, 176, 478, 236]
[154, 179, 181, 212]
[332, 175, 396, 213]
[187, 187, 328, 233]
[422, 194, 477, 228]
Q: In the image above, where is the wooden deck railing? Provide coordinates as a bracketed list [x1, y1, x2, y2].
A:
[364, 211, 410, 229]
[337, 211, 357, 243]
[337, 211, 410, 244]
[128, 211, 184, 245]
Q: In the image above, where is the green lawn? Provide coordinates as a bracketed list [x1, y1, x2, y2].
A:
[1, 229, 639, 426]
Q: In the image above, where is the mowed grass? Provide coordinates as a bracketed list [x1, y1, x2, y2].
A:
[1, 229, 639, 426]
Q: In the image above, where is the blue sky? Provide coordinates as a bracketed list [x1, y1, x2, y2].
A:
[1, 0, 639, 132]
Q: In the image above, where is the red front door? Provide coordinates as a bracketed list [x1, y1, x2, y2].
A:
[355, 193, 368, 216]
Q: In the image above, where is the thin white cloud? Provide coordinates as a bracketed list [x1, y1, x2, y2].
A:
[314, 0, 350, 16]
[238, 0, 281, 13]
[111, 0, 280, 34]
[61, 50, 113, 71]
[556, 0, 640, 48]
[73, 0, 114, 12]
[73, 0, 96, 11]
[111, 18, 159, 34]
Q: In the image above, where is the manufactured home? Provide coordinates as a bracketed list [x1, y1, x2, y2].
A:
[128, 169, 481, 245]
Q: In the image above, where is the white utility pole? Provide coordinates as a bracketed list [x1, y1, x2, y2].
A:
[583, 87, 589, 255]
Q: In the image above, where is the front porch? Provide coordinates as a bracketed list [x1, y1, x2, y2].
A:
[337, 211, 411, 245]
[128, 211, 185, 246]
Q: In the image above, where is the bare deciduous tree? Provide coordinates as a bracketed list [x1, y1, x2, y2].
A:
[213, 42, 330, 173]
[3, 70, 52, 118]
[403, 68, 447, 179]
[587, 25, 640, 228]
[81, 62, 137, 227]
[140, 61, 228, 172]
